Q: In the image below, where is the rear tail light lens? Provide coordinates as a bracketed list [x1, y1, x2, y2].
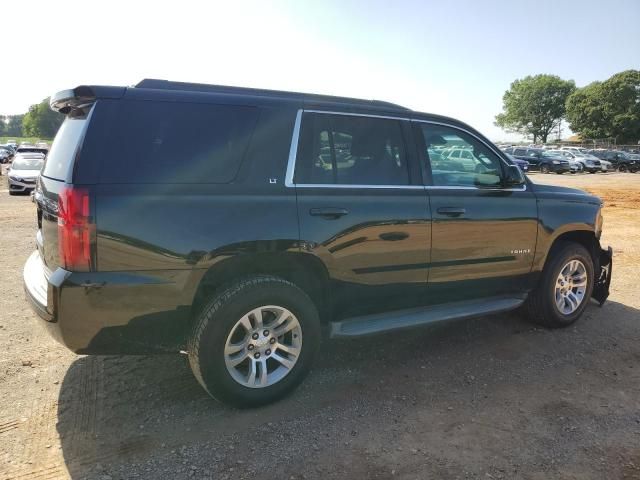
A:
[58, 187, 94, 271]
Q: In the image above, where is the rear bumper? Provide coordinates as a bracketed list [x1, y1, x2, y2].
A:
[23, 250, 196, 354]
[592, 246, 612, 306]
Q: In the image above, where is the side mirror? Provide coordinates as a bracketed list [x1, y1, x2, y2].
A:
[504, 164, 526, 186]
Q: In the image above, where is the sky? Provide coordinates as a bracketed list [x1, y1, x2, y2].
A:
[2, 0, 639, 141]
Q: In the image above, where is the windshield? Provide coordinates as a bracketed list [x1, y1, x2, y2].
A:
[12, 157, 44, 170]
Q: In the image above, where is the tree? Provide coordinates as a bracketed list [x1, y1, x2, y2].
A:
[22, 98, 64, 138]
[495, 74, 576, 143]
[0, 116, 6, 136]
[565, 70, 640, 144]
[6, 114, 24, 137]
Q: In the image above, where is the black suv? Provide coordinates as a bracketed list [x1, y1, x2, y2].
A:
[589, 150, 639, 172]
[24, 80, 612, 407]
[504, 147, 571, 174]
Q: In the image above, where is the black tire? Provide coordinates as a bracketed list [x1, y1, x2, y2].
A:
[556, 171, 564, 175]
[618, 164, 628, 172]
[188, 275, 321, 407]
[523, 242, 594, 328]
[540, 164, 550, 174]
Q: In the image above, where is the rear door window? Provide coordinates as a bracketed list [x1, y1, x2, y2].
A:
[100, 101, 259, 184]
[295, 113, 409, 185]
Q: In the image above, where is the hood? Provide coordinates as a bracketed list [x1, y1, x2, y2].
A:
[532, 182, 601, 205]
[8, 169, 41, 179]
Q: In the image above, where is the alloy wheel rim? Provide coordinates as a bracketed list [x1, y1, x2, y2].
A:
[554, 259, 588, 315]
[224, 305, 302, 388]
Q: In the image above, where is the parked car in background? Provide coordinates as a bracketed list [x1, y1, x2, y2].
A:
[598, 159, 613, 172]
[0, 146, 15, 163]
[7, 154, 44, 194]
[15, 145, 48, 156]
[590, 150, 639, 172]
[504, 147, 571, 174]
[553, 150, 601, 173]
[504, 153, 529, 173]
[541, 150, 583, 173]
[6, 140, 18, 150]
[560, 147, 589, 155]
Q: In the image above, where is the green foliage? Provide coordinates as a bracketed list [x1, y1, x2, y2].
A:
[5, 114, 24, 137]
[495, 74, 576, 143]
[22, 98, 64, 138]
[565, 70, 640, 144]
[0, 136, 53, 144]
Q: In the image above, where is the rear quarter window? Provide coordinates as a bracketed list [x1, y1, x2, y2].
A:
[100, 101, 259, 184]
[42, 110, 88, 181]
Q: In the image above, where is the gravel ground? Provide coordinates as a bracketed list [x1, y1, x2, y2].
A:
[0, 169, 639, 480]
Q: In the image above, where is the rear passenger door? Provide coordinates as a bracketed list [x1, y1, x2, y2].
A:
[415, 121, 538, 303]
[291, 111, 431, 319]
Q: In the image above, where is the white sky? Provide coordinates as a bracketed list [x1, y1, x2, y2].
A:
[2, 0, 639, 141]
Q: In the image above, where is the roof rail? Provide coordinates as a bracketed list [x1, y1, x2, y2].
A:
[135, 78, 409, 111]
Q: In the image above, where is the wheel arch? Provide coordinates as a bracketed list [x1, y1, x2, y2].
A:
[189, 252, 332, 323]
[543, 230, 601, 271]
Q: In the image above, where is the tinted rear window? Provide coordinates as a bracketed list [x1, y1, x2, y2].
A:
[100, 101, 259, 184]
[17, 147, 48, 154]
[42, 111, 88, 181]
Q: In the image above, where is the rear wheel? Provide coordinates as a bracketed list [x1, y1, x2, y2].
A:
[523, 242, 594, 328]
[188, 275, 321, 407]
[618, 164, 628, 172]
[540, 164, 550, 174]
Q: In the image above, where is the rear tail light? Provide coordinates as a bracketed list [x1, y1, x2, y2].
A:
[58, 187, 95, 271]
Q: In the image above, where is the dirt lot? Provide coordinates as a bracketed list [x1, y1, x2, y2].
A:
[1, 171, 639, 480]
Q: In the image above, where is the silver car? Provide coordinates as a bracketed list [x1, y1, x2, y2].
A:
[7, 154, 44, 195]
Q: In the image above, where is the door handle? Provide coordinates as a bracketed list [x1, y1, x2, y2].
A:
[309, 207, 349, 219]
[437, 207, 466, 217]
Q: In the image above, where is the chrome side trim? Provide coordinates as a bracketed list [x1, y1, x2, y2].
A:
[303, 109, 410, 122]
[425, 185, 527, 192]
[285, 109, 303, 188]
[294, 184, 424, 190]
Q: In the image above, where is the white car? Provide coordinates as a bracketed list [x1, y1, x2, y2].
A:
[599, 159, 613, 172]
[560, 146, 589, 154]
[7, 154, 44, 195]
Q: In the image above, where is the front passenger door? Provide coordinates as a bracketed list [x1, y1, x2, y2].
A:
[416, 122, 538, 304]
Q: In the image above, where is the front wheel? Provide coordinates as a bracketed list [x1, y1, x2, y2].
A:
[523, 242, 594, 328]
[188, 275, 321, 407]
[540, 164, 550, 174]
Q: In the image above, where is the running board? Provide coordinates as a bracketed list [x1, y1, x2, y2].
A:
[330, 296, 525, 337]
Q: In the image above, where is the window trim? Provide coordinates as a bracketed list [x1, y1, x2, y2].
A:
[285, 110, 526, 191]
[285, 109, 421, 190]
